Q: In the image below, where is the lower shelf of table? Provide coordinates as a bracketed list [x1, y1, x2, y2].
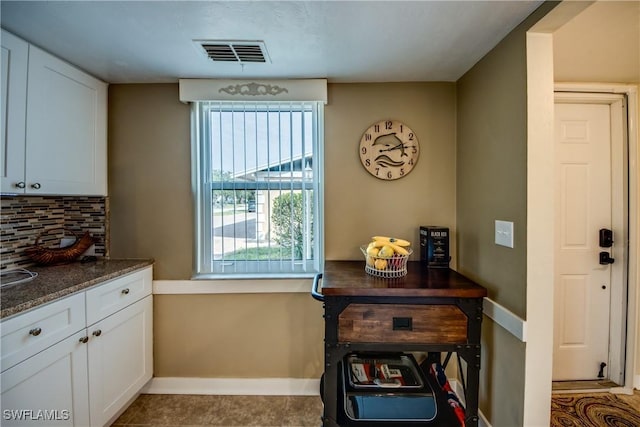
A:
[322, 354, 465, 427]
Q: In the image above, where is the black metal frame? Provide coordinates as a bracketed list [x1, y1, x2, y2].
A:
[315, 273, 483, 427]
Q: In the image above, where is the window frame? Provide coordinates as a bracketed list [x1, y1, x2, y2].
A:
[191, 100, 324, 279]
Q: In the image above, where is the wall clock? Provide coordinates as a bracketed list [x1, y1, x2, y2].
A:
[359, 119, 420, 180]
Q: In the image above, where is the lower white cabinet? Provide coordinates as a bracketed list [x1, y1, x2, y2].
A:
[1, 331, 90, 426]
[0, 267, 153, 427]
[88, 296, 153, 426]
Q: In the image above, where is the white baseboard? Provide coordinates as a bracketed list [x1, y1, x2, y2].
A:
[635, 374, 640, 390]
[478, 410, 492, 427]
[141, 377, 320, 396]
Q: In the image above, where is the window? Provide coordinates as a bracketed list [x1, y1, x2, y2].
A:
[192, 101, 323, 278]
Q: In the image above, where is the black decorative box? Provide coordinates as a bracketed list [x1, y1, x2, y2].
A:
[420, 226, 450, 268]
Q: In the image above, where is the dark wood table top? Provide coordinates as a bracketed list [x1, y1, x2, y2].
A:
[320, 261, 487, 298]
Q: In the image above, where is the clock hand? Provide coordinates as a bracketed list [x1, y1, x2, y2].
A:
[379, 143, 405, 153]
[379, 143, 413, 157]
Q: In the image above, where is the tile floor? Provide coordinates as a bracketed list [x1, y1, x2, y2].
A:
[111, 394, 323, 427]
[112, 390, 640, 427]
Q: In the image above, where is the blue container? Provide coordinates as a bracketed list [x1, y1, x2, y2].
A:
[347, 394, 437, 422]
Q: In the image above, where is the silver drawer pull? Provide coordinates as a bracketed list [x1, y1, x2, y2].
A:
[28, 327, 42, 336]
[15, 182, 25, 189]
[79, 336, 89, 344]
[30, 183, 41, 189]
[121, 288, 130, 295]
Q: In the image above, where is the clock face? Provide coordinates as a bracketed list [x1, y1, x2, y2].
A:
[359, 119, 419, 180]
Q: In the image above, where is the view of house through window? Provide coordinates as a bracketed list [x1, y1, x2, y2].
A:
[193, 101, 323, 277]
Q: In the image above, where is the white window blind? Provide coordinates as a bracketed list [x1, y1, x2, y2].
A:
[192, 101, 323, 278]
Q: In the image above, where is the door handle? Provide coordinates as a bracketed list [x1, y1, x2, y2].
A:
[599, 252, 614, 265]
[599, 229, 614, 248]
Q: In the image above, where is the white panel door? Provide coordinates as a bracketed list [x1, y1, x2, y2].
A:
[25, 45, 107, 195]
[0, 331, 90, 427]
[1, 30, 28, 193]
[87, 296, 153, 427]
[553, 102, 613, 380]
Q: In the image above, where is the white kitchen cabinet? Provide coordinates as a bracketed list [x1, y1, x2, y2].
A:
[25, 45, 107, 196]
[84, 267, 153, 426]
[0, 29, 107, 196]
[87, 296, 153, 427]
[0, 330, 90, 427]
[0, 267, 153, 426]
[1, 29, 28, 194]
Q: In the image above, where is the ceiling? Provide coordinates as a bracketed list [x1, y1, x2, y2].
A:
[0, 1, 544, 84]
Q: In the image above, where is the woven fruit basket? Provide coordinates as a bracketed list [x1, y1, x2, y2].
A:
[25, 228, 95, 266]
[360, 245, 412, 278]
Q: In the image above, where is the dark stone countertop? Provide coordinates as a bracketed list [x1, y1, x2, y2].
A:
[1, 259, 154, 319]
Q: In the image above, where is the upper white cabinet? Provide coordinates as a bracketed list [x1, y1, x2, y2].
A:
[1, 30, 28, 194]
[26, 46, 107, 195]
[1, 30, 107, 196]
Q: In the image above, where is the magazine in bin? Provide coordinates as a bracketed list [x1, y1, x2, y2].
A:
[345, 353, 425, 389]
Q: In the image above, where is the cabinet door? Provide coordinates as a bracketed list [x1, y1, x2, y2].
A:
[25, 46, 107, 196]
[87, 295, 153, 427]
[0, 331, 90, 427]
[1, 30, 28, 194]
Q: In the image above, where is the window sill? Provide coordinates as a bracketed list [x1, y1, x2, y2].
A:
[153, 277, 315, 294]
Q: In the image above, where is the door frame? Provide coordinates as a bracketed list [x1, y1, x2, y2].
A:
[555, 82, 639, 392]
[554, 90, 627, 384]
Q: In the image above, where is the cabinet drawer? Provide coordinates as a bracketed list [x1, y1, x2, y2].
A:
[1, 293, 85, 372]
[85, 267, 152, 325]
[338, 304, 468, 344]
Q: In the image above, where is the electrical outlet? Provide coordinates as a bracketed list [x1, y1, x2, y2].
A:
[495, 220, 514, 248]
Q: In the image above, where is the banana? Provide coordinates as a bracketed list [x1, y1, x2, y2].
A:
[368, 240, 387, 249]
[368, 240, 409, 256]
[378, 245, 395, 258]
[388, 243, 409, 256]
[371, 236, 411, 247]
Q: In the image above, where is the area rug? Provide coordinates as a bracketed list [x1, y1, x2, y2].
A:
[551, 393, 640, 426]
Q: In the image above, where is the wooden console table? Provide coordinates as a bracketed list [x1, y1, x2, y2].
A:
[313, 261, 487, 427]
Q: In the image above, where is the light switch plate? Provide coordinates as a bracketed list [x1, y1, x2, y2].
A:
[495, 220, 514, 248]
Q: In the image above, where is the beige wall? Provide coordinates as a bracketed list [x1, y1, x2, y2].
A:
[324, 83, 457, 262]
[108, 82, 457, 378]
[108, 84, 193, 280]
[154, 293, 323, 378]
[553, 1, 639, 84]
[456, 3, 555, 425]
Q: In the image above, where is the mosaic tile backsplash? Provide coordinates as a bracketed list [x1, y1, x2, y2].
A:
[1, 196, 108, 270]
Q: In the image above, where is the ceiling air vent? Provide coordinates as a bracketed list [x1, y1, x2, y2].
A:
[198, 41, 269, 63]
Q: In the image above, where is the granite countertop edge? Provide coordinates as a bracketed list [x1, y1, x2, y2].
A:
[1, 259, 154, 320]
